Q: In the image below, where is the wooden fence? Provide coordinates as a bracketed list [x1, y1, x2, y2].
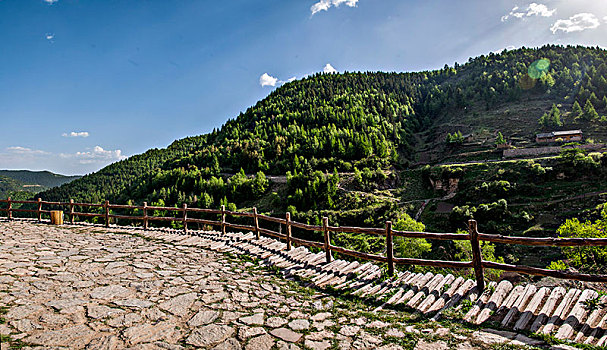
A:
[2, 197, 607, 291]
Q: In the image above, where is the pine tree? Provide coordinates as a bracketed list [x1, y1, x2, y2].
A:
[572, 101, 583, 119]
[539, 104, 562, 127]
[584, 100, 599, 121]
[549, 104, 562, 126]
[495, 132, 506, 145]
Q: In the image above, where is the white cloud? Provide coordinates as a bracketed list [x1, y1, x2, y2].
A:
[6, 146, 50, 156]
[492, 45, 516, 54]
[603, 16, 607, 22]
[0, 145, 126, 174]
[551, 13, 600, 33]
[323, 63, 337, 73]
[311, 0, 358, 16]
[60, 146, 126, 164]
[45, 33, 54, 40]
[259, 73, 278, 87]
[260, 73, 297, 87]
[501, 3, 555, 22]
[43, 0, 58, 4]
[62, 131, 89, 138]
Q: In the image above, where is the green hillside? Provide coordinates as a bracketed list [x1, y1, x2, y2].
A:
[0, 170, 80, 191]
[0, 170, 80, 199]
[38, 45, 607, 275]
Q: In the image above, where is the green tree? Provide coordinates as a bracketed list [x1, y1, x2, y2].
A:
[392, 214, 431, 259]
[584, 100, 599, 121]
[556, 207, 607, 268]
[446, 131, 464, 145]
[539, 104, 562, 127]
[572, 100, 583, 119]
[495, 132, 506, 145]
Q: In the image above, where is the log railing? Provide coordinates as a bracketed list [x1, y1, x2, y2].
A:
[2, 196, 607, 291]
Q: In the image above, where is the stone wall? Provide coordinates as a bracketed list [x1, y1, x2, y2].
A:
[503, 144, 607, 158]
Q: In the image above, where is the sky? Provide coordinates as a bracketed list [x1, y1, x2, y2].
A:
[1, 0, 607, 175]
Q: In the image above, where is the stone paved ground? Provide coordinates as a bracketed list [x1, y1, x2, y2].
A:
[0, 221, 578, 349]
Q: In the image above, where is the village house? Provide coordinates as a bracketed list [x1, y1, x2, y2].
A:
[535, 130, 583, 143]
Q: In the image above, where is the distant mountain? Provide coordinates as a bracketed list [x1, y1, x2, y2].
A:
[0, 170, 80, 198]
[40, 45, 607, 209]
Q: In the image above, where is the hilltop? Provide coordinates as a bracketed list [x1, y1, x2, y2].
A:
[0, 170, 80, 199]
[38, 45, 607, 274]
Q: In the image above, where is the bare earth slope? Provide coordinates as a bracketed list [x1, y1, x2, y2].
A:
[0, 221, 600, 349]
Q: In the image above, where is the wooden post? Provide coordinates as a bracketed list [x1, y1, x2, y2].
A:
[182, 203, 188, 233]
[286, 212, 292, 251]
[104, 200, 110, 228]
[386, 221, 394, 277]
[69, 199, 75, 224]
[253, 207, 260, 239]
[7, 197, 11, 220]
[37, 198, 42, 222]
[323, 217, 332, 263]
[143, 202, 148, 230]
[469, 219, 485, 292]
[221, 205, 226, 235]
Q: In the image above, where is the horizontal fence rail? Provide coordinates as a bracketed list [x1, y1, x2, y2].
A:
[2, 196, 607, 291]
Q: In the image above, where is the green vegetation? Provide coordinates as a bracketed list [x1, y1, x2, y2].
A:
[538, 104, 562, 128]
[446, 131, 465, 145]
[0, 170, 79, 199]
[31, 45, 607, 278]
[554, 206, 607, 271]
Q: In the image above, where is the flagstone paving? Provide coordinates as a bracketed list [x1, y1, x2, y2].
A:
[0, 220, 590, 349]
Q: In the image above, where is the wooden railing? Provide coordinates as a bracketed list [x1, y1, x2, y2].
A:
[2, 196, 607, 291]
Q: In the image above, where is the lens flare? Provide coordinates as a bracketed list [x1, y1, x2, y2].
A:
[518, 74, 537, 90]
[528, 59, 550, 79]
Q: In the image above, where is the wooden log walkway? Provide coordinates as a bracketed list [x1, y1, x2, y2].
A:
[120, 225, 607, 347]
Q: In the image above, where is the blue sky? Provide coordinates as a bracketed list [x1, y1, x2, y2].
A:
[1, 0, 607, 175]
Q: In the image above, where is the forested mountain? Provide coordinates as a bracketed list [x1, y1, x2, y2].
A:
[41, 45, 607, 210]
[0, 170, 80, 198]
[35, 45, 607, 275]
[0, 170, 80, 190]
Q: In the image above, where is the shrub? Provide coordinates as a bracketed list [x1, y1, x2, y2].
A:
[556, 207, 607, 269]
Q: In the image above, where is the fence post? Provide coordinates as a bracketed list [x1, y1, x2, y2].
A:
[468, 219, 485, 292]
[322, 217, 332, 263]
[253, 207, 260, 239]
[386, 221, 394, 277]
[182, 203, 188, 233]
[69, 199, 75, 224]
[7, 197, 11, 221]
[221, 205, 226, 235]
[37, 198, 42, 222]
[104, 200, 110, 228]
[143, 202, 148, 230]
[286, 212, 292, 251]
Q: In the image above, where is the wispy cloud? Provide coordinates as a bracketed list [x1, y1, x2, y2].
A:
[62, 131, 89, 138]
[43, 0, 58, 4]
[3, 145, 125, 166]
[45, 33, 55, 41]
[501, 3, 555, 22]
[6, 146, 50, 156]
[551, 13, 600, 34]
[311, 0, 359, 16]
[0, 145, 126, 174]
[492, 45, 516, 54]
[60, 146, 126, 164]
[323, 63, 337, 73]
